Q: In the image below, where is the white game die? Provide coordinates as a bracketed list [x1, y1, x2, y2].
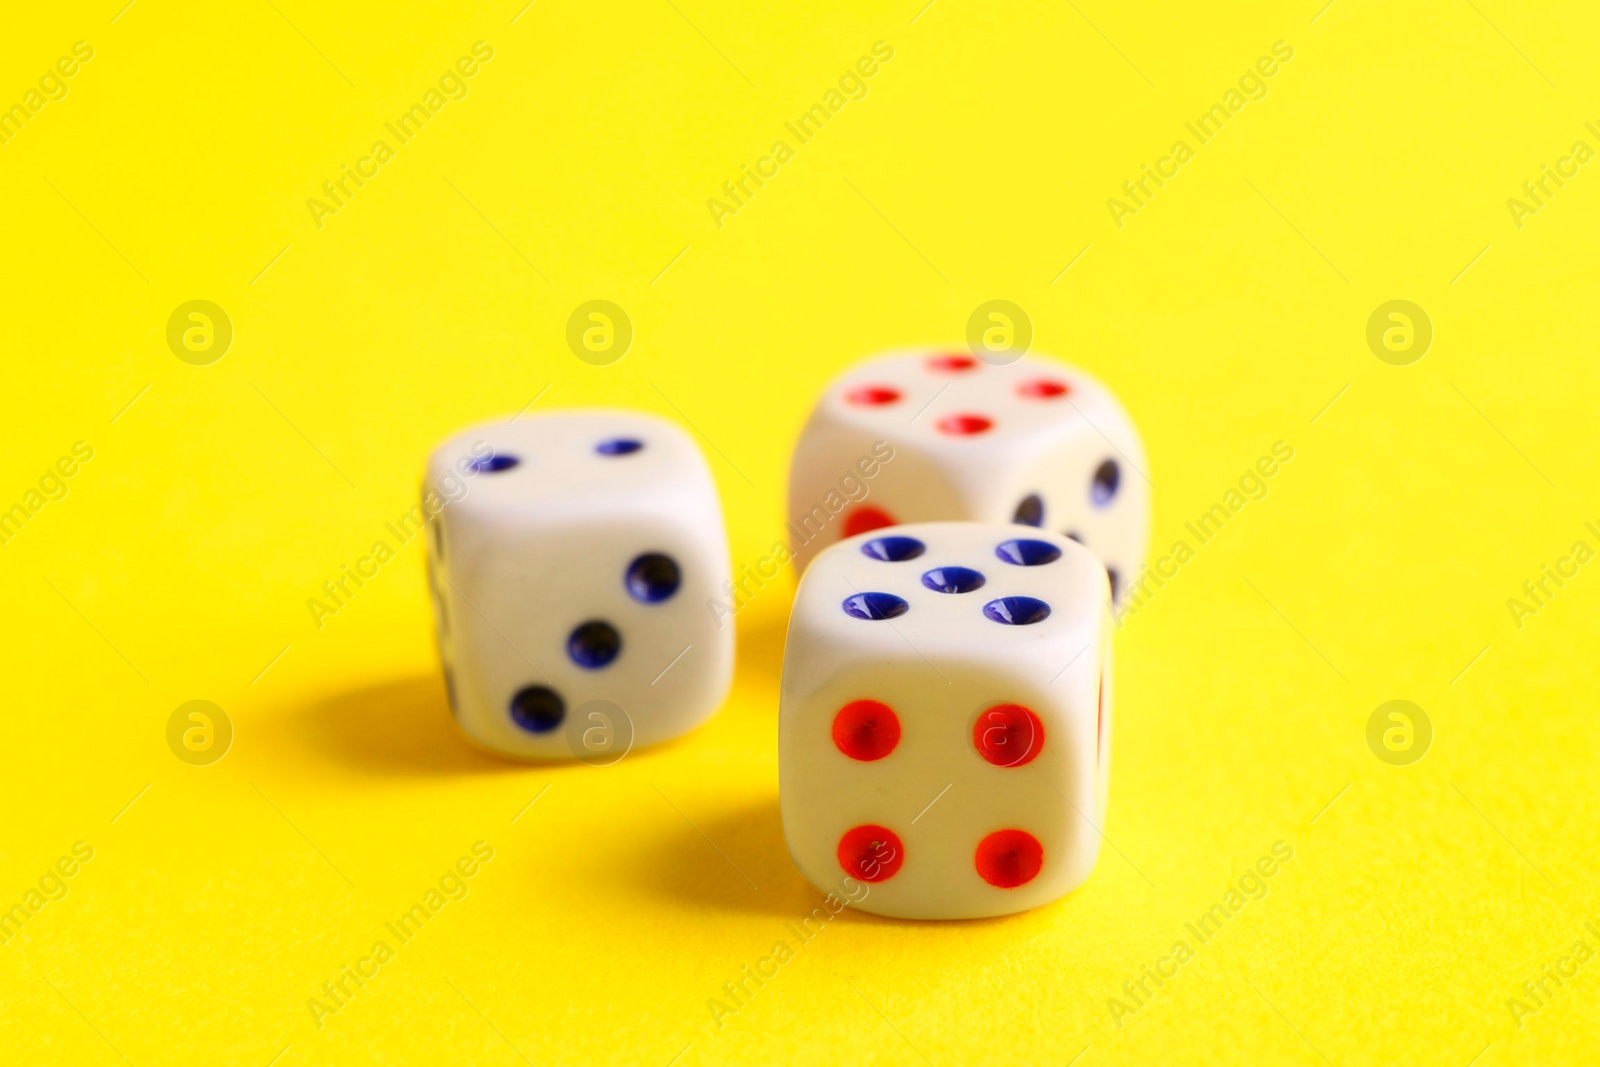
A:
[424, 410, 734, 760]
[779, 522, 1112, 919]
[787, 351, 1148, 604]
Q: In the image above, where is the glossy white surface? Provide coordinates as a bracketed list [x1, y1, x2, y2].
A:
[425, 410, 733, 760]
[780, 522, 1111, 919]
[787, 351, 1149, 604]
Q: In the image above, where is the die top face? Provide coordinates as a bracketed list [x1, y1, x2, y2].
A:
[788, 352, 1149, 600]
[425, 409, 714, 525]
[790, 521, 1108, 665]
[819, 351, 1143, 462]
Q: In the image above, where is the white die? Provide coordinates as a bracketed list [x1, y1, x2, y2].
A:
[424, 410, 733, 760]
[779, 522, 1112, 920]
[787, 351, 1148, 603]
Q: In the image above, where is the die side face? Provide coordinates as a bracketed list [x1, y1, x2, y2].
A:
[788, 352, 1148, 604]
[427, 411, 733, 759]
[1017, 439, 1147, 606]
[1095, 642, 1113, 813]
[779, 522, 1108, 919]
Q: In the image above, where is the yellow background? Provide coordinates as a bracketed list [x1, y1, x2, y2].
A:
[2, 0, 1597, 1063]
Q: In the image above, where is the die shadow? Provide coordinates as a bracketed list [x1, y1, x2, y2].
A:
[281, 673, 540, 778]
[637, 793, 819, 918]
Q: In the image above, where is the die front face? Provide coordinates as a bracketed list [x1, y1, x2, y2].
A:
[779, 522, 1110, 919]
[425, 411, 733, 760]
[787, 352, 1148, 603]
